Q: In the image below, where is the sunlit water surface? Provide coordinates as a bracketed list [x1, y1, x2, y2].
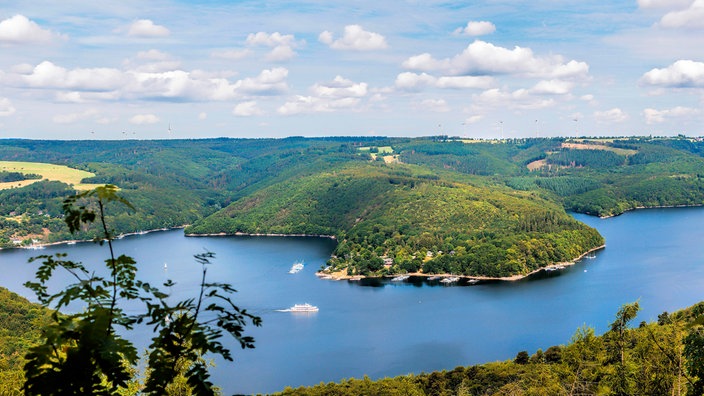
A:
[1, 207, 703, 394]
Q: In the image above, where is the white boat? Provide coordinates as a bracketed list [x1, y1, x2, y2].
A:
[428, 276, 442, 281]
[67, 241, 77, 245]
[391, 275, 410, 281]
[440, 276, 460, 284]
[289, 261, 304, 274]
[278, 303, 319, 312]
[586, 253, 596, 259]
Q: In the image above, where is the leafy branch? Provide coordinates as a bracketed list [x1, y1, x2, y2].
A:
[23, 185, 260, 395]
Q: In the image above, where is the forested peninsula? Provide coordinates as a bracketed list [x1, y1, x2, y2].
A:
[3, 136, 704, 279]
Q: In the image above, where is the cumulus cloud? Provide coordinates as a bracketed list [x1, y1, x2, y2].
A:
[7, 61, 289, 101]
[594, 108, 629, 123]
[22, 61, 126, 91]
[130, 114, 160, 124]
[0, 98, 16, 116]
[644, 106, 700, 124]
[658, 0, 704, 29]
[127, 19, 170, 37]
[454, 21, 496, 36]
[311, 76, 367, 98]
[234, 67, 289, 95]
[318, 25, 388, 51]
[640, 60, 704, 87]
[278, 75, 367, 115]
[246, 32, 300, 61]
[531, 79, 574, 95]
[233, 101, 264, 116]
[0, 15, 64, 44]
[394, 72, 493, 91]
[402, 40, 589, 79]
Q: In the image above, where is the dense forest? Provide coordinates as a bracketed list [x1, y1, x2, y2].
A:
[3, 136, 704, 277]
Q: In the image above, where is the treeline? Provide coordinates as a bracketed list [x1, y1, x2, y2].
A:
[276, 301, 704, 396]
[0, 171, 40, 183]
[189, 163, 604, 278]
[0, 287, 51, 396]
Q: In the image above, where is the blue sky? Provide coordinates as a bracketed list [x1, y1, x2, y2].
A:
[0, 0, 702, 139]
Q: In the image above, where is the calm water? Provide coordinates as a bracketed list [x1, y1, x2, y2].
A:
[2, 207, 704, 394]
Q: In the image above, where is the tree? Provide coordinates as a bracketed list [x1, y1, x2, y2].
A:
[22, 185, 261, 395]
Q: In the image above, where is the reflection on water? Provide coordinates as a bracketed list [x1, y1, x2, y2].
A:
[2, 207, 704, 394]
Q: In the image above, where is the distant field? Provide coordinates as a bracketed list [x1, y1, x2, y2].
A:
[0, 161, 99, 191]
[359, 146, 393, 154]
[562, 142, 637, 156]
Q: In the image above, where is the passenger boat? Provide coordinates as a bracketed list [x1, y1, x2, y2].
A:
[289, 261, 304, 274]
[278, 303, 319, 312]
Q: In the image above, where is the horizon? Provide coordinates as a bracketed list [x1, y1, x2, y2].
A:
[1, 1, 703, 140]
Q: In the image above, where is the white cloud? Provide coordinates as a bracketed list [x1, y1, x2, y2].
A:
[278, 76, 367, 115]
[0, 98, 16, 116]
[658, 0, 704, 29]
[402, 40, 589, 79]
[454, 21, 496, 36]
[436, 76, 494, 89]
[395, 72, 436, 91]
[246, 31, 295, 47]
[318, 25, 388, 51]
[127, 19, 170, 38]
[594, 108, 629, 123]
[0, 15, 64, 44]
[394, 72, 493, 91]
[311, 76, 367, 98]
[211, 49, 252, 60]
[234, 67, 289, 95]
[246, 32, 299, 61]
[233, 101, 264, 116]
[7, 61, 290, 101]
[23, 61, 126, 91]
[640, 60, 704, 87]
[266, 45, 296, 62]
[531, 79, 574, 95]
[418, 98, 450, 112]
[644, 106, 700, 124]
[638, 0, 692, 9]
[130, 114, 160, 124]
[198, 112, 207, 120]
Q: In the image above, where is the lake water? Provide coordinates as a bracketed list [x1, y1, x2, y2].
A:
[2, 207, 704, 394]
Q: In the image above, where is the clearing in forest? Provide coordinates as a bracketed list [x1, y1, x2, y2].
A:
[0, 161, 100, 191]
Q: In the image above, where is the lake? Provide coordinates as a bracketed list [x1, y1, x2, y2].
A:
[2, 207, 704, 394]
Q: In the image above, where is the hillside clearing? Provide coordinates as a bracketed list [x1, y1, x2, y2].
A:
[0, 161, 100, 191]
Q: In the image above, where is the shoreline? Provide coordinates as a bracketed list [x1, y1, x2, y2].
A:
[2, 226, 187, 251]
[316, 244, 607, 283]
[185, 231, 337, 239]
[598, 203, 704, 219]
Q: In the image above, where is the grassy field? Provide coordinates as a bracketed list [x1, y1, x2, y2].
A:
[0, 161, 100, 191]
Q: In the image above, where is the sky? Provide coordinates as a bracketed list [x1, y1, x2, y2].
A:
[0, 0, 703, 140]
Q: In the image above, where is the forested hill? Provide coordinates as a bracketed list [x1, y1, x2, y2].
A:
[3, 136, 704, 277]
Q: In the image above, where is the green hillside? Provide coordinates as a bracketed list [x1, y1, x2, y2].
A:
[3, 136, 704, 278]
[187, 162, 603, 278]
